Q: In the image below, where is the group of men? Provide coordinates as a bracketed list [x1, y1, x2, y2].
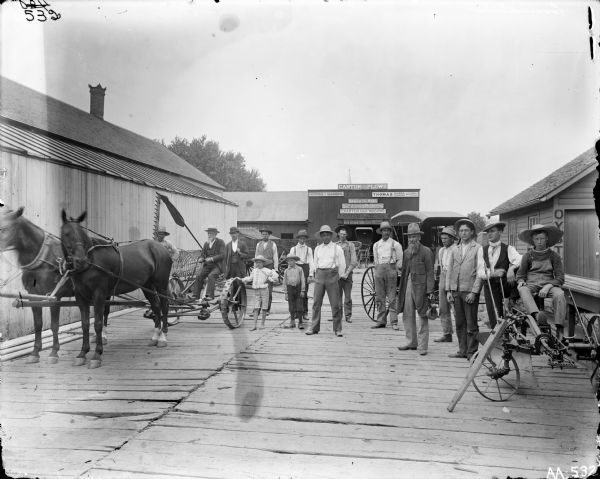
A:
[156, 217, 567, 358]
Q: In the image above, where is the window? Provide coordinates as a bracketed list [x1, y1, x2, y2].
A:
[508, 219, 517, 246]
[280, 233, 293, 240]
[528, 214, 539, 229]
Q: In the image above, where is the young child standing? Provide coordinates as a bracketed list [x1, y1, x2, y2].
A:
[282, 255, 306, 329]
[238, 255, 278, 331]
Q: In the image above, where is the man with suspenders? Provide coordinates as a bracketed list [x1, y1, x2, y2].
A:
[288, 229, 314, 321]
[255, 226, 278, 314]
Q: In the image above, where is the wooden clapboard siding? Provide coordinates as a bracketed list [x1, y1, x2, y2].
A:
[558, 172, 596, 205]
[0, 151, 237, 340]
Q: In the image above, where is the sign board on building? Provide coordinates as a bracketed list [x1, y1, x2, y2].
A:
[342, 219, 380, 225]
[348, 198, 378, 204]
[340, 209, 387, 214]
[372, 191, 419, 197]
[338, 184, 388, 190]
[308, 191, 345, 197]
[341, 203, 384, 209]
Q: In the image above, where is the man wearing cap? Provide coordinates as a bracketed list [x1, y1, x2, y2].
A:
[433, 226, 457, 342]
[476, 222, 522, 329]
[371, 221, 403, 330]
[397, 223, 435, 355]
[256, 226, 278, 314]
[446, 218, 483, 360]
[288, 229, 315, 321]
[190, 226, 226, 300]
[156, 226, 179, 261]
[306, 225, 346, 337]
[224, 226, 250, 280]
[336, 226, 358, 323]
[516, 224, 566, 340]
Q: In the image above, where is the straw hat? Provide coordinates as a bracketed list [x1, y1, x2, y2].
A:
[455, 218, 476, 233]
[157, 226, 170, 236]
[286, 255, 300, 262]
[440, 226, 457, 239]
[296, 229, 309, 239]
[259, 226, 273, 235]
[406, 222, 424, 236]
[483, 221, 507, 233]
[518, 224, 563, 247]
[251, 254, 268, 263]
[315, 225, 336, 239]
[376, 221, 393, 234]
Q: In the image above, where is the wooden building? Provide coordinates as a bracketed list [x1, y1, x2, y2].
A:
[489, 147, 599, 315]
[0, 76, 237, 340]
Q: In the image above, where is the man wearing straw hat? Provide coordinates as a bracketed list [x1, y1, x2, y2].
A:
[516, 223, 566, 341]
[305, 225, 346, 337]
[224, 226, 250, 280]
[256, 226, 278, 314]
[476, 221, 522, 329]
[156, 226, 179, 261]
[445, 218, 483, 360]
[190, 226, 226, 300]
[335, 226, 358, 323]
[288, 229, 315, 321]
[433, 226, 457, 343]
[397, 223, 435, 355]
[371, 221, 403, 330]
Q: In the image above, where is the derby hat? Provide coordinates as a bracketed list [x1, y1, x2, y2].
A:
[483, 221, 507, 233]
[315, 225, 336, 239]
[258, 226, 273, 235]
[406, 222, 424, 236]
[296, 229, 309, 239]
[229, 226, 240, 234]
[518, 224, 563, 247]
[440, 226, 457, 239]
[286, 254, 301, 262]
[376, 221, 393, 234]
[251, 254, 268, 263]
[454, 218, 477, 233]
[205, 225, 220, 233]
[157, 225, 170, 236]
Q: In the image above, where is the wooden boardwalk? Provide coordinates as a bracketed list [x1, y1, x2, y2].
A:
[2, 272, 598, 479]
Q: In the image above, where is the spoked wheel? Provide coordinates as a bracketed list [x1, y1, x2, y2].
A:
[471, 348, 520, 402]
[220, 279, 248, 329]
[361, 266, 377, 322]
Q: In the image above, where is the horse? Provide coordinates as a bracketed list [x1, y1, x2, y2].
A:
[0, 207, 111, 364]
[60, 210, 172, 369]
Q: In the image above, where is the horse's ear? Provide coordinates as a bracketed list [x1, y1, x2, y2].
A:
[76, 211, 87, 223]
[61, 209, 68, 224]
[14, 207, 24, 218]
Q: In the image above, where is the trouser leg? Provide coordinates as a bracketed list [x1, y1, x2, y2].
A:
[205, 266, 220, 298]
[385, 269, 398, 326]
[339, 274, 353, 320]
[464, 292, 480, 355]
[325, 271, 343, 333]
[438, 273, 453, 335]
[311, 274, 326, 333]
[374, 268, 388, 325]
[549, 287, 566, 326]
[267, 282, 273, 312]
[402, 279, 417, 347]
[453, 293, 467, 356]
[300, 264, 310, 314]
[518, 285, 541, 315]
[287, 285, 297, 325]
[483, 282, 503, 329]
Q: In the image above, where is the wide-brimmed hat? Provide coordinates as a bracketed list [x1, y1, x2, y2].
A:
[440, 226, 457, 239]
[286, 255, 300, 262]
[259, 226, 272, 235]
[518, 224, 563, 247]
[251, 254, 268, 263]
[315, 225, 336, 239]
[376, 221, 393, 234]
[483, 221, 507, 233]
[335, 225, 349, 234]
[229, 226, 240, 234]
[454, 218, 476, 233]
[157, 226, 170, 236]
[296, 229, 309, 239]
[205, 225, 220, 233]
[406, 222, 424, 236]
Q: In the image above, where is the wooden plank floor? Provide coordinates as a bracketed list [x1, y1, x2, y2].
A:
[2, 273, 598, 478]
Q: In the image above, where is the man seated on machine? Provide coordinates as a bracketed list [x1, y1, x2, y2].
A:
[516, 224, 567, 341]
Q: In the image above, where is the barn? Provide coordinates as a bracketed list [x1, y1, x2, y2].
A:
[0, 76, 237, 340]
[489, 147, 599, 322]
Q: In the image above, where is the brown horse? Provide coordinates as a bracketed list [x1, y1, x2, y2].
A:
[60, 210, 172, 369]
[0, 207, 112, 363]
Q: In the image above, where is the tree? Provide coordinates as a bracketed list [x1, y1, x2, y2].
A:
[467, 211, 488, 232]
[162, 136, 266, 191]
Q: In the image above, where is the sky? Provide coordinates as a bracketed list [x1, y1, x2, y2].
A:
[1, 0, 598, 216]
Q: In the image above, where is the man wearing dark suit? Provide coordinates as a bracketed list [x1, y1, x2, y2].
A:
[191, 226, 226, 300]
[397, 223, 435, 356]
[224, 226, 250, 279]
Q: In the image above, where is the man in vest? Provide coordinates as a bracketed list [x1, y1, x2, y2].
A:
[224, 226, 250, 279]
[476, 222, 522, 329]
[335, 226, 358, 323]
[397, 223, 435, 355]
[434, 226, 457, 343]
[371, 221, 404, 330]
[190, 226, 226, 301]
[255, 226, 278, 314]
[288, 229, 314, 321]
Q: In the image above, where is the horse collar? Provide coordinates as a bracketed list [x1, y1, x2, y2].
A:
[21, 232, 53, 271]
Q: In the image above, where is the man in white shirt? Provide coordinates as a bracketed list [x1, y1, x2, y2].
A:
[476, 222, 522, 329]
[306, 225, 346, 337]
[255, 226, 278, 314]
[433, 226, 457, 343]
[371, 221, 403, 330]
[288, 229, 314, 321]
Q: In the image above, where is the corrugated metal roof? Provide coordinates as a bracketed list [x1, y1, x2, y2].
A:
[489, 148, 597, 215]
[0, 121, 235, 205]
[0, 76, 224, 190]
[223, 191, 308, 222]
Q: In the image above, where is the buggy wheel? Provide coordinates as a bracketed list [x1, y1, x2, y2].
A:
[220, 279, 247, 329]
[471, 348, 520, 402]
[361, 266, 377, 322]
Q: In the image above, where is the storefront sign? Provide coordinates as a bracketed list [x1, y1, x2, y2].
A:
[342, 219, 379, 225]
[372, 191, 419, 197]
[341, 203, 384, 209]
[340, 208, 387, 214]
[347, 198, 378, 204]
[553, 208, 564, 256]
[338, 183, 388, 190]
[308, 191, 344, 197]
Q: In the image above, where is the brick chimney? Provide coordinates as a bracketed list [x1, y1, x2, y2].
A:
[88, 84, 106, 119]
